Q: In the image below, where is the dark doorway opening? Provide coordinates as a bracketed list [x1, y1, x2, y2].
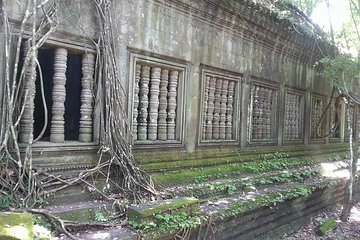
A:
[34, 48, 54, 141]
[33, 49, 83, 141]
[64, 53, 82, 141]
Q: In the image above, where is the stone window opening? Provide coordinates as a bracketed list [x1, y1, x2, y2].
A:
[329, 98, 342, 139]
[18, 44, 97, 145]
[284, 90, 304, 142]
[130, 54, 186, 146]
[249, 83, 278, 143]
[199, 70, 240, 145]
[310, 95, 326, 140]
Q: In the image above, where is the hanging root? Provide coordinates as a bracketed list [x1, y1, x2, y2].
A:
[0, 0, 159, 210]
[92, 0, 159, 201]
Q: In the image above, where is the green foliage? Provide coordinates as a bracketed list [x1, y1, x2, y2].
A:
[0, 194, 14, 210]
[193, 175, 208, 184]
[318, 54, 359, 93]
[283, 0, 323, 16]
[32, 216, 52, 231]
[214, 184, 237, 195]
[129, 211, 207, 235]
[219, 185, 314, 219]
[316, 218, 336, 236]
[94, 212, 107, 222]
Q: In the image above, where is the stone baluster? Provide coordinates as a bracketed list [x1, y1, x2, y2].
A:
[294, 96, 300, 139]
[284, 94, 290, 140]
[226, 81, 235, 140]
[264, 89, 272, 139]
[202, 77, 210, 140]
[148, 67, 161, 140]
[19, 45, 37, 143]
[167, 70, 178, 140]
[157, 69, 169, 140]
[79, 53, 95, 142]
[50, 48, 68, 143]
[205, 77, 216, 140]
[252, 86, 260, 139]
[212, 78, 222, 140]
[219, 80, 228, 140]
[132, 64, 141, 140]
[138, 65, 150, 140]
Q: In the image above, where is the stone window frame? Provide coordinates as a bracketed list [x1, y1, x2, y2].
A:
[248, 80, 279, 145]
[328, 97, 343, 142]
[283, 88, 305, 144]
[309, 93, 327, 143]
[197, 68, 241, 146]
[355, 106, 360, 141]
[17, 39, 101, 149]
[128, 53, 187, 149]
[344, 104, 357, 141]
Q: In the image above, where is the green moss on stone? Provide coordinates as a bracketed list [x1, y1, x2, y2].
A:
[316, 218, 336, 236]
[153, 157, 313, 186]
[0, 212, 34, 240]
[128, 197, 199, 224]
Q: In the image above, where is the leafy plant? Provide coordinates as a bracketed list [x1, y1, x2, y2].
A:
[318, 54, 359, 93]
[94, 212, 107, 222]
[215, 184, 237, 195]
[129, 211, 207, 235]
[193, 175, 207, 184]
[0, 194, 14, 210]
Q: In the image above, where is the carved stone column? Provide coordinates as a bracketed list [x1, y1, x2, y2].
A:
[205, 77, 216, 140]
[219, 80, 228, 140]
[138, 65, 150, 141]
[252, 86, 260, 139]
[157, 69, 169, 140]
[148, 67, 161, 140]
[50, 48, 68, 143]
[79, 53, 95, 142]
[19, 45, 37, 143]
[226, 81, 235, 140]
[167, 70, 178, 140]
[264, 89, 272, 139]
[212, 79, 222, 140]
[132, 64, 141, 140]
[202, 77, 210, 140]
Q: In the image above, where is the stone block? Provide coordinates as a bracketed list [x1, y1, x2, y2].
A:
[0, 212, 34, 240]
[128, 197, 199, 224]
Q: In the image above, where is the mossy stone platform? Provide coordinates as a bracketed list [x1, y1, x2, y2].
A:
[0, 212, 34, 240]
[128, 197, 199, 224]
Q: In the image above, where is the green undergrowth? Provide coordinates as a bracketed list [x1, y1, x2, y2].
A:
[177, 166, 320, 200]
[129, 211, 207, 239]
[215, 178, 346, 220]
[216, 185, 316, 220]
[135, 144, 348, 165]
[141, 149, 348, 173]
[153, 155, 314, 186]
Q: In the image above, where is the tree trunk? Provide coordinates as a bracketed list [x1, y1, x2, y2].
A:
[340, 103, 358, 221]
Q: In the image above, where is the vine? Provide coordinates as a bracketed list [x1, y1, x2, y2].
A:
[0, 0, 159, 233]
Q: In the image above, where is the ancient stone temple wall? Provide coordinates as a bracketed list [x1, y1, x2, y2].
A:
[3, 0, 355, 153]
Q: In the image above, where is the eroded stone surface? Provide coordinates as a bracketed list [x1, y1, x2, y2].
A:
[0, 212, 34, 240]
[128, 197, 199, 224]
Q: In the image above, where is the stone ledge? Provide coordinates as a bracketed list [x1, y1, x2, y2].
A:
[0, 212, 34, 240]
[128, 197, 199, 224]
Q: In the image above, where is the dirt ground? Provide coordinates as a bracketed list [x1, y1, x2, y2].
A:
[284, 202, 360, 240]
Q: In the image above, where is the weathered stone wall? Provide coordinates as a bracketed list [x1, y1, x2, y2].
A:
[3, 0, 336, 152]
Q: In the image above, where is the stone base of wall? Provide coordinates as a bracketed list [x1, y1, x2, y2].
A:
[204, 181, 349, 240]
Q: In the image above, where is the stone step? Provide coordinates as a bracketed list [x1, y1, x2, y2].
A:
[46, 200, 115, 222]
[140, 147, 347, 172]
[167, 165, 321, 201]
[134, 143, 348, 164]
[128, 197, 200, 224]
